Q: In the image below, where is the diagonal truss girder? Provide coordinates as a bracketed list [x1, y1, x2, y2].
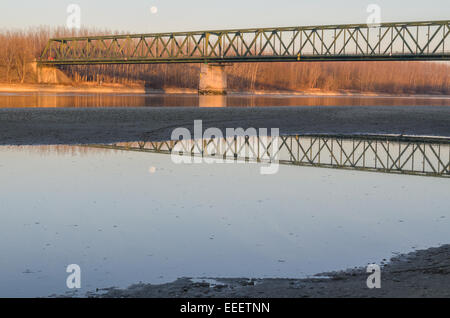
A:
[89, 135, 450, 178]
[39, 20, 450, 65]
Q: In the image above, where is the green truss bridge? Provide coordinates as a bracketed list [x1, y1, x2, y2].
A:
[36, 20, 449, 93]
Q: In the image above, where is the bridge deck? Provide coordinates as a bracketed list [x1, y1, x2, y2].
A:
[38, 20, 450, 65]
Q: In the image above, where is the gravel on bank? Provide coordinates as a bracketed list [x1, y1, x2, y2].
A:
[1, 106, 450, 145]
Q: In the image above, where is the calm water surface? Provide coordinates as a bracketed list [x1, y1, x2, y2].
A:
[1, 92, 449, 108]
[0, 145, 449, 297]
[1, 92, 449, 297]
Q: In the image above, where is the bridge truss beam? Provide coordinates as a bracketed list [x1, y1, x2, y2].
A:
[39, 20, 450, 65]
[89, 135, 450, 178]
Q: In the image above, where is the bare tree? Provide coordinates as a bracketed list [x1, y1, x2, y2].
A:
[0, 32, 17, 83]
[13, 33, 33, 83]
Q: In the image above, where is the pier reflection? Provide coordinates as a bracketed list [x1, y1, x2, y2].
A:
[199, 95, 227, 108]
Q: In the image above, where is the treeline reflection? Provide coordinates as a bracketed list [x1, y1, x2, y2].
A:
[1, 93, 450, 108]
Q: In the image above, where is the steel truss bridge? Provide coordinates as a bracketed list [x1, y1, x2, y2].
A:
[90, 135, 450, 178]
[39, 20, 449, 65]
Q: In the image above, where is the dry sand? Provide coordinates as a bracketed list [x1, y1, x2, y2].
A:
[3, 83, 444, 97]
[0, 83, 198, 94]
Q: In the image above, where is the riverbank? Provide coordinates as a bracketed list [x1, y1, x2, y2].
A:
[0, 83, 196, 95]
[1, 83, 449, 98]
[84, 244, 450, 298]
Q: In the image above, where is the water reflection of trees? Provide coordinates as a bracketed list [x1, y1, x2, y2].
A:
[1, 94, 450, 108]
[4, 145, 117, 156]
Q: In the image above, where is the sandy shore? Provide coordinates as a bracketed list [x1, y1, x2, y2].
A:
[2, 83, 449, 98]
[1, 106, 450, 146]
[85, 245, 450, 298]
[0, 83, 197, 94]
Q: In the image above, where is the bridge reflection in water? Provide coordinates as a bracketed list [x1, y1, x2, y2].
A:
[91, 135, 450, 178]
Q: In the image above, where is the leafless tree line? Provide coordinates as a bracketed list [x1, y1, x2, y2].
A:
[0, 27, 449, 94]
[0, 27, 122, 83]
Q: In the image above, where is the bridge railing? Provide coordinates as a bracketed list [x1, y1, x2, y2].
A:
[39, 20, 449, 64]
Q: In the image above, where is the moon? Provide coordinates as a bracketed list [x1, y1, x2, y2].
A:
[150, 6, 158, 14]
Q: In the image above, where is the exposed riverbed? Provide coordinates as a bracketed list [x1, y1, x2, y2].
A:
[1, 105, 450, 146]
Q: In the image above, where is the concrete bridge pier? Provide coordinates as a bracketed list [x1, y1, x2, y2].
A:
[29, 61, 72, 85]
[198, 63, 227, 95]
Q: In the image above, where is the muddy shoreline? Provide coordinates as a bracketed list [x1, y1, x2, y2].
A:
[1, 106, 450, 146]
[83, 245, 450, 298]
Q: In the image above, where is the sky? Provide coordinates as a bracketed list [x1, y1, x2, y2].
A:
[0, 0, 449, 33]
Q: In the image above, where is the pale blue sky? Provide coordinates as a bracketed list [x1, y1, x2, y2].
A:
[0, 0, 449, 33]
